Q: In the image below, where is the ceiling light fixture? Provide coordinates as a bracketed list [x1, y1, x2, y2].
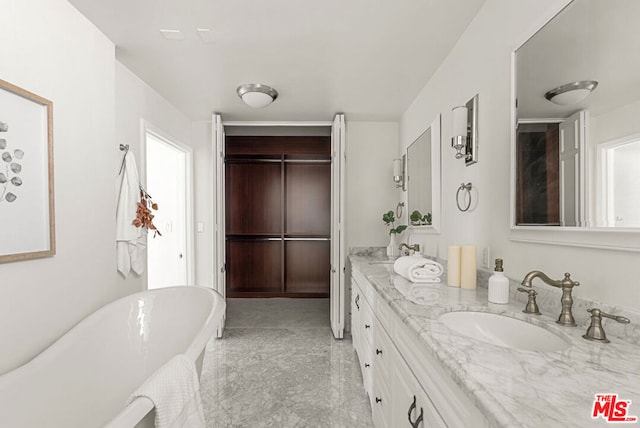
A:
[544, 80, 598, 105]
[236, 83, 278, 108]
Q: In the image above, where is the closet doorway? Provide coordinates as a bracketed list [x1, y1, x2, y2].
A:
[225, 136, 331, 297]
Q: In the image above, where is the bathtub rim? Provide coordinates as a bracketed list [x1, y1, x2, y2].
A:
[104, 285, 225, 428]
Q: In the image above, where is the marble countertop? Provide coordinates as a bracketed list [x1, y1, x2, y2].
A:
[349, 253, 640, 428]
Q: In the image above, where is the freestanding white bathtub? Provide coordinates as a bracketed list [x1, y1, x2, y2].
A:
[0, 286, 225, 428]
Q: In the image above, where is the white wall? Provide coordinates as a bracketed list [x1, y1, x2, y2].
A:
[115, 62, 195, 291]
[0, 0, 118, 373]
[401, 0, 640, 310]
[346, 121, 401, 250]
[191, 120, 215, 288]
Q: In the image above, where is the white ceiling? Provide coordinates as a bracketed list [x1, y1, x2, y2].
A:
[517, 0, 640, 120]
[67, 0, 485, 122]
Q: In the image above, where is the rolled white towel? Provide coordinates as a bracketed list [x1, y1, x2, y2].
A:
[393, 256, 444, 283]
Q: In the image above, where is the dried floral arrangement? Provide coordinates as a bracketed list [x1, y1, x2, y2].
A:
[132, 186, 161, 237]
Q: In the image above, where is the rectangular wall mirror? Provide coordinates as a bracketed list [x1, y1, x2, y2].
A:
[406, 114, 441, 233]
[510, 0, 640, 250]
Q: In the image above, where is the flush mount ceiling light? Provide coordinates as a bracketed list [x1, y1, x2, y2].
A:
[236, 83, 278, 108]
[544, 80, 598, 105]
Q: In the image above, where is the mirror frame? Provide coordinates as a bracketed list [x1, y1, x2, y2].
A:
[407, 114, 441, 235]
[509, 0, 640, 252]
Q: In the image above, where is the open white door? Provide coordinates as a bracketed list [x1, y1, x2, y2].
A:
[559, 110, 587, 226]
[213, 113, 226, 337]
[330, 113, 346, 339]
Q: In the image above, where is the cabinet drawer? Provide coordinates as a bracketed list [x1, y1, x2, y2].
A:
[372, 317, 393, 385]
[360, 346, 373, 397]
[371, 364, 392, 428]
[352, 264, 375, 305]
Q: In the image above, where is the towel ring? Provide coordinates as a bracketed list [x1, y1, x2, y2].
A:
[396, 202, 404, 219]
[456, 182, 472, 212]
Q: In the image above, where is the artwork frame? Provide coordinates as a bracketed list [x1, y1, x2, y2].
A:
[0, 78, 55, 263]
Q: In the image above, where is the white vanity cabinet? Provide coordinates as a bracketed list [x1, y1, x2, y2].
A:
[392, 352, 446, 428]
[351, 263, 490, 428]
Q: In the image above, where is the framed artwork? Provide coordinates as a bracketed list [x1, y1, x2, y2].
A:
[0, 78, 55, 262]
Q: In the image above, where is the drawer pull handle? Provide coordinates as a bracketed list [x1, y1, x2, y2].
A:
[355, 295, 360, 311]
[375, 397, 382, 404]
[364, 363, 370, 368]
[376, 349, 383, 355]
[408, 395, 424, 427]
[364, 324, 370, 329]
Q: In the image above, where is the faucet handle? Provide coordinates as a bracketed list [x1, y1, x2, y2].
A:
[562, 273, 580, 288]
[589, 308, 630, 324]
[517, 287, 541, 315]
[582, 308, 630, 343]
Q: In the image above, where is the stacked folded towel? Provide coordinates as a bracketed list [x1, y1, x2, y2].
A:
[393, 276, 442, 305]
[393, 255, 444, 283]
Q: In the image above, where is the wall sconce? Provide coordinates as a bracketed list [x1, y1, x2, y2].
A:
[451, 94, 478, 166]
[393, 156, 406, 190]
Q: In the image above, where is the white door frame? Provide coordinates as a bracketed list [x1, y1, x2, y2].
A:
[141, 119, 195, 288]
[212, 116, 345, 339]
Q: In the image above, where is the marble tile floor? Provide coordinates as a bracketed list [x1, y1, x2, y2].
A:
[200, 298, 373, 427]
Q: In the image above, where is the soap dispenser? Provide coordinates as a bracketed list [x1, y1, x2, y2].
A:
[488, 258, 509, 304]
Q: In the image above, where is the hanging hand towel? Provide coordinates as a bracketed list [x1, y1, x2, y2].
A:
[393, 255, 444, 283]
[116, 151, 146, 278]
[126, 355, 206, 428]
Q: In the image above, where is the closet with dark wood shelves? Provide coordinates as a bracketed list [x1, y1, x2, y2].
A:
[225, 136, 331, 298]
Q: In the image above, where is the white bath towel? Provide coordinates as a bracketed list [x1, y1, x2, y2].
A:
[393, 255, 443, 283]
[393, 276, 442, 305]
[116, 151, 146, 278]
[127, 355, 205, 428]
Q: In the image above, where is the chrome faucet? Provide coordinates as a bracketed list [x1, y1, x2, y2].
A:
[521, 271, 580, 326]
[398, 243, 420, 253]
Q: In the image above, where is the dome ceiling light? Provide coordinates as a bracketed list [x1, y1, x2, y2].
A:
[236, 83, 278, 108]
[544, 80, 598, 105]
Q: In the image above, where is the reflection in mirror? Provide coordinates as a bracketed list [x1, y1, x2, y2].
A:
[406, 115, 441, 232]
[407, 129, 431, 222]
[514, 0, 640, 228]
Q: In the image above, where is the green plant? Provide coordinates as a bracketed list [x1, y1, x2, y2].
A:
[382, 210, 407, 235]
[410, 210, 432, 226]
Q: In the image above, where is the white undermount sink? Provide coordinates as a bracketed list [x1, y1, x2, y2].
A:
[438, 311, 570, 352]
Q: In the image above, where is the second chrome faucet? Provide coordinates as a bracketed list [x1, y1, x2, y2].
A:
[521, 270, 580, 326]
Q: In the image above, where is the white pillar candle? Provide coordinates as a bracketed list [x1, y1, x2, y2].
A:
[447, 245, 461, 287]
[460, 245, 477, 289]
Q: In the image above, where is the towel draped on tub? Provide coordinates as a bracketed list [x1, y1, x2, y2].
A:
[127, 354, 206, 428]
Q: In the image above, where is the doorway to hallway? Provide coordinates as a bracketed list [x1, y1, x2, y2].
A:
[145, 125, 194, 289]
